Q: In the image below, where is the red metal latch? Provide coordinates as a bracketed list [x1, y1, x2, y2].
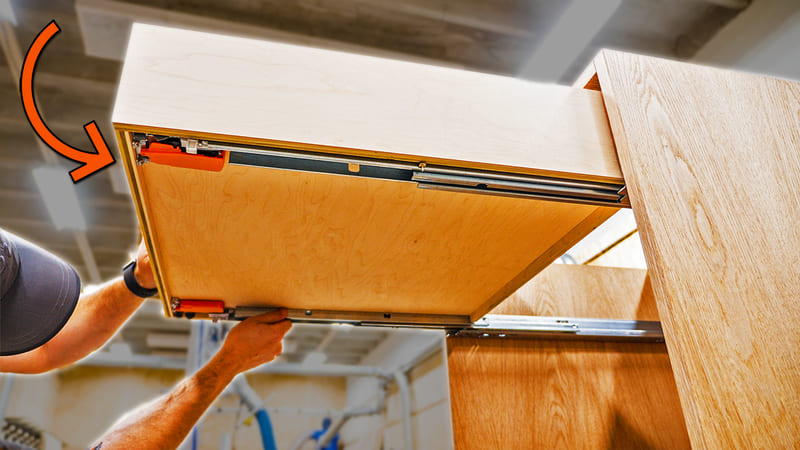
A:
[140, 140, 227, 172]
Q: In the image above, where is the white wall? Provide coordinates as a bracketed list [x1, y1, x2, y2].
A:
[197, 373, 346, 450]
[340, 329, 454, 450]
[24, 366, 348, 450]
[2, 372, 59, 431]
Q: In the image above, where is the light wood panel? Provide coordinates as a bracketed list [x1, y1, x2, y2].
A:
[113, 24, 623, 320]
[133, 160, 612, 317]
[113, 24, 622, 183]
[594, 50, 800, 449]
[448, 264, 689, 450]
[491, 263, 659, 320]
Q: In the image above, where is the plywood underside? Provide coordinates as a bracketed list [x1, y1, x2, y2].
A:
[133, 157, 611, 318]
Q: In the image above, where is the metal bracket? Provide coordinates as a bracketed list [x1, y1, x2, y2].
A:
[181, 137, 199, 154]
[130, 134, 226, 171]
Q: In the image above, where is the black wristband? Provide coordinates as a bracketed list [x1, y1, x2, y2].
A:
[122, 260, 158, 298]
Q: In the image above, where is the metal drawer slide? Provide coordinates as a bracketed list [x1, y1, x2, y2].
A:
[225, 307, 663, 342]
[133, 134, 630, 208]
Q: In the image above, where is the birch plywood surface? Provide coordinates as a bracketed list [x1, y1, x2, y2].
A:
[448, 265, 689, 450]
[113, 24, 622, 183]
[114, 24, 622, 320]
[133, 161, 613, 318]
[595, 50, 800, 448]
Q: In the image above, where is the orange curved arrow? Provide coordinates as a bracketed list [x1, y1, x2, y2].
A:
[21, 20, 115, 183]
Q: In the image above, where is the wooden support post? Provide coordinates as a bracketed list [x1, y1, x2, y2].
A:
[594, 50, 800, 448]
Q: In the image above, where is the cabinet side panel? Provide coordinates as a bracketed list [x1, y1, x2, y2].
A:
[448, 265, 689, 449]
[595, 50, 800, 448]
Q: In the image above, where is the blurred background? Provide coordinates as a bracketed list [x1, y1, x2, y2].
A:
[1, 0, 799, 448]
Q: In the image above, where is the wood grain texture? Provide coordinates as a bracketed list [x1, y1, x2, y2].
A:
[113, 24, 622, 183]
[113, 24, 622, 319]
[448, 265, 689, 450]
[469, 206, 616, 321]
[595, 50, 800, 449]
[132, 160, 609, 317]
[491, 263, 659, 320]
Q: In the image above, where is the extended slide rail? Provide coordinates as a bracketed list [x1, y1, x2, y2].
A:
[132, 134, 630, 208]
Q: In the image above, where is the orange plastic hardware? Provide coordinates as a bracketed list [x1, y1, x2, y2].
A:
[174, 299, 225, 314]
[141, 142, 227, 172]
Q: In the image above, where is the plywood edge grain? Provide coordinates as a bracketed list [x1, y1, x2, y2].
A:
[115, 127, 173, 316]
[469, 206, 618, 321]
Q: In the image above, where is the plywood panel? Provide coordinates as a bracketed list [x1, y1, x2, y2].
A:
[448, 265, 688, 450]
[491, 264, 659, 320]
[113, 24, 622, 321]
[448, 339, 689, 450]
[113, 24, 622, 183]
[594, 50, 800, 449]
[133, 160, 613, 318]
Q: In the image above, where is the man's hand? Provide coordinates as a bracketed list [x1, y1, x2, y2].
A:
[133, 240, 156, 290]
[91, 309, 292, 450]
[215, 309, 292, 375]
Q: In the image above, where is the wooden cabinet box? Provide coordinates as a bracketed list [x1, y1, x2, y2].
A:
[114, 23, 800, 449]
[113, 24, 625, 324]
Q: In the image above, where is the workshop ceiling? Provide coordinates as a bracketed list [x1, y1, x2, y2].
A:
[0, 0, 748, 360]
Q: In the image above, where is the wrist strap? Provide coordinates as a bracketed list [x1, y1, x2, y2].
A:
[123, 260, 158, 298]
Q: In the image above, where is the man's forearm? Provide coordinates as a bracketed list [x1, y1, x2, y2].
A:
[0, 277, 145, 373]
[93, 312, 288, 449]
[92, 353, 237, 449]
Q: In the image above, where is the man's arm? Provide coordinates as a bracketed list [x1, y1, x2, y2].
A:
[92, 310, 291, 450]
[0, 241, 156, 374]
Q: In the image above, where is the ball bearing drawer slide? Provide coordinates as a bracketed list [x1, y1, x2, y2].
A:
[132, 134, 629, 208]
